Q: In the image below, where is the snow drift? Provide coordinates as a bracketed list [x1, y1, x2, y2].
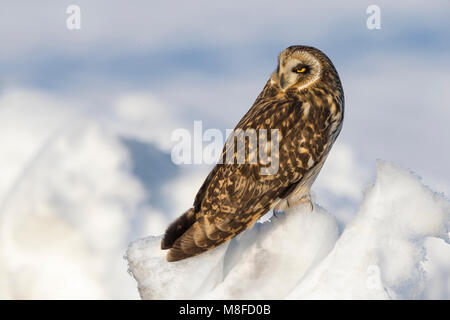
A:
[0, 89, 169, 299]
[126, 161, 450, 299]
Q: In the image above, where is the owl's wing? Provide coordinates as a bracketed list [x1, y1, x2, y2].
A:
[165, 97, 312, 262]
[167, 165, 301, 262]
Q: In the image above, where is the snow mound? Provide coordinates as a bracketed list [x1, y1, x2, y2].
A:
[126, 161, 450, 299]
[288, 161, 449, 299]
[0, 122, 144, 299]
[127, 236, 228, 299]
[0, 89, 192, 299]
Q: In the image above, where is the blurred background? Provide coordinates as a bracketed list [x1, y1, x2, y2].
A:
[0, 0, 449, 299]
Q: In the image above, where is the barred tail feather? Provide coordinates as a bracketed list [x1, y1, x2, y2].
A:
[161, 208, 196, 250]
[166, 222, 229, 262]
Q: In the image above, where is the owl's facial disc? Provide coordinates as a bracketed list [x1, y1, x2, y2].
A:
[278, 51, 321, 91]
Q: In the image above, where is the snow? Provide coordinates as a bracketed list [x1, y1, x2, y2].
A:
[110, 92, 183, 152]
[126, 161, 450, 299]
[0, 89, 162, 299]
[0, 122, 144, 299]
[0, 88, 448, 299]
[127, 236, 228, 299]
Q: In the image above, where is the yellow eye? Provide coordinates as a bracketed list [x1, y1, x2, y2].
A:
[296, 67, 306, 73]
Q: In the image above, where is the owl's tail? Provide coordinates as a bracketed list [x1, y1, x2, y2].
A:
[161, 208, 196, 250]
[161, 208, 231, 262]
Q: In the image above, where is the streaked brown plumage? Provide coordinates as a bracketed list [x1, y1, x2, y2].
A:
[162, 45, 344, 262]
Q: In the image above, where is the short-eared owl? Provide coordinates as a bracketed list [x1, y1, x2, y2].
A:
[162, 45, 344, 262]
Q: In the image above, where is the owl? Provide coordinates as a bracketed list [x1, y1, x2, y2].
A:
[161, 45, 344, 262]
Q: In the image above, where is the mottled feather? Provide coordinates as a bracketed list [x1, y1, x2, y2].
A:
[163, 45, 344, 262]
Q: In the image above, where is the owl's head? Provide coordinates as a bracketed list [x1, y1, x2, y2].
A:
[275, 46, 336, 91]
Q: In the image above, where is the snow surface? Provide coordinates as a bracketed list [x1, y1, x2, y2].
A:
[0, 88, 448, 299]
[126, 161, 450, 299]
[0, 89, 167, 299]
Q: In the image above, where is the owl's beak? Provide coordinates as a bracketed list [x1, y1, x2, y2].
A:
[279, 74, 287, 90]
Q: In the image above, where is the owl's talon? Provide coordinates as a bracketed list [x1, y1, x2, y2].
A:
[273, 210, 282, 219]
[303, 196, 314, 212]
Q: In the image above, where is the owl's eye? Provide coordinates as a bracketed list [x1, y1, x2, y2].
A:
[293, 65, 308, 73]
